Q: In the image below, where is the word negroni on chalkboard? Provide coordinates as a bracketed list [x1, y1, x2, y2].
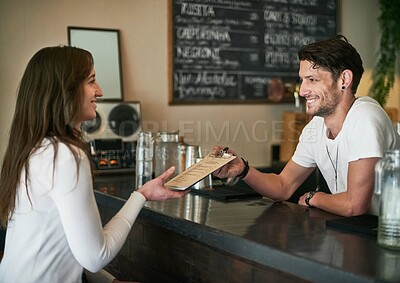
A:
[169, 0, 337, 104]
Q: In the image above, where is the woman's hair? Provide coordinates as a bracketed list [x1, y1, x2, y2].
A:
[0, 46, 94, 227]
[298, 35, 364, 94]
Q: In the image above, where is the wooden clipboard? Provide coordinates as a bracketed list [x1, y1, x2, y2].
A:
[165, 152, 236, 190]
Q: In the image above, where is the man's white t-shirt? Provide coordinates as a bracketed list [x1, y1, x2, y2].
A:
[292, 96, 398, 209]
[0, 140, 146, 283]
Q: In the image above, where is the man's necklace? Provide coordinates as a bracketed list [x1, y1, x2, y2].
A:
[324, 97, 356, 192]
[326, 145, 338, 192]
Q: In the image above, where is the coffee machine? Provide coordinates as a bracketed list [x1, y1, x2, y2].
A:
[82, 101, 141, 174]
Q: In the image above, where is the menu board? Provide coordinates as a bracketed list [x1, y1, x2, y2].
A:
[169, 0, 337, 104]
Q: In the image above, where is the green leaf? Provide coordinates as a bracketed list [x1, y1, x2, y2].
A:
[369, 0, 400, 107]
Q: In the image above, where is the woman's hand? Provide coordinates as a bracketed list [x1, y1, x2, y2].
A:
[211, 146, 245, 179]
[137, 167, 188, 201]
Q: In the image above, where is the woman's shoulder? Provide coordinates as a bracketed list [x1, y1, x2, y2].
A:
[33, 138, 87, 164]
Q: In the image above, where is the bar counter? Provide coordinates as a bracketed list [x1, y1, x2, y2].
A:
[94, 174, 400, 283]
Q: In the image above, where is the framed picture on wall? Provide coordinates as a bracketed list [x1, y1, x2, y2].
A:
[68, 27, 124, 101]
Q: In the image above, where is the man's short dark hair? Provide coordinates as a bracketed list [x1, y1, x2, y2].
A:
[298, 35, 364, 94]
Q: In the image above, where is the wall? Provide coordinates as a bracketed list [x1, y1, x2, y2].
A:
[0, 0, 399, 168]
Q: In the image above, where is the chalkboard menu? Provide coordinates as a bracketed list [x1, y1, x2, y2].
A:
[169, 0, 337, 104]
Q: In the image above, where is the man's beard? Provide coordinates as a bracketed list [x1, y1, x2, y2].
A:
[310, 88, 340, 117]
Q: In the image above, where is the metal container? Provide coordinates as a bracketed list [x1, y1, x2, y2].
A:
[191, 157, 212, 190]
[185, 145, 202, 170]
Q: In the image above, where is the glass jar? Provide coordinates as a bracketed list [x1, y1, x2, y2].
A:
[375, 149, 400, 250]
[154, 131, 180, 178]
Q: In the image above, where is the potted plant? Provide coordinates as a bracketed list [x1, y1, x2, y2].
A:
[369, 0, 400, 107]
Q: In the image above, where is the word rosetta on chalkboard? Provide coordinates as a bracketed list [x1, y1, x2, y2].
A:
[169, 0, 337, 104]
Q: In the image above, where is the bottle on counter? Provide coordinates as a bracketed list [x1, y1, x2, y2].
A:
[135, 131, 154, 189]
[375, 149, 400, 250]
[178, 136, 188, 174]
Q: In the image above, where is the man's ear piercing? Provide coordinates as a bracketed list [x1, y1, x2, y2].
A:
[341, 85, 345, 90]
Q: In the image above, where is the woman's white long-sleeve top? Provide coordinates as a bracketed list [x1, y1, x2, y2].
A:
[0, 139, 146, 283]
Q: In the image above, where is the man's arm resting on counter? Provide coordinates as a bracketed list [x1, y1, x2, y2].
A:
[242, 159, 315, 201]
[299, 157, 379, 217]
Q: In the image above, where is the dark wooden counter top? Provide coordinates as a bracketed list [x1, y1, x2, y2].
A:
[94, 174, 400, 283]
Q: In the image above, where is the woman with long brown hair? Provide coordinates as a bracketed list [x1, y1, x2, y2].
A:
[0, 46, 186, 282]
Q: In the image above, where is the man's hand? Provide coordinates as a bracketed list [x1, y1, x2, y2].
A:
[211, 146, 245, 179]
